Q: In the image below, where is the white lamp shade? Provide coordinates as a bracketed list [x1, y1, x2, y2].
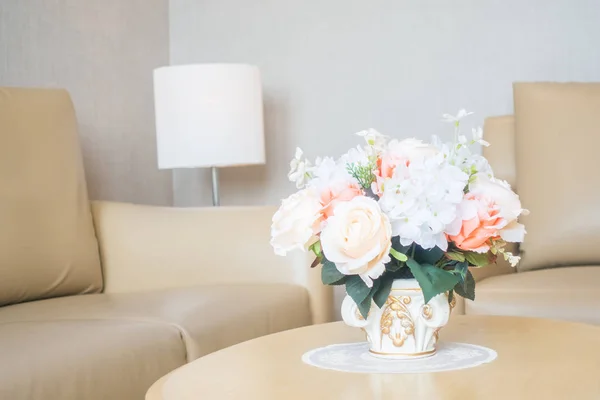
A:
[153, 64, 266, 169]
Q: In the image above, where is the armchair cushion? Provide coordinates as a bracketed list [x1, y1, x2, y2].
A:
[465, 266, 600, 324]
[0, 88, 102, 306]
[514, 83, 600, 272]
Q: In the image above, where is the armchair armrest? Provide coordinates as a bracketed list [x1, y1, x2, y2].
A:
[91, 201, 333, 324]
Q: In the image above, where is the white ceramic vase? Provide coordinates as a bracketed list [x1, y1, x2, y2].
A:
[341, 278, 454, 359]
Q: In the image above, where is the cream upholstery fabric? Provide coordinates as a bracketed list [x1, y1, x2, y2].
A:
[514, 83, 600, 272]
[0, 284, 311, 361]
[465, 266, 600, 324]
[483, 115, 517, 188]
[92, 201, 333, 324]
[0, 320, 185, 400]
[0, 88, 102, 306]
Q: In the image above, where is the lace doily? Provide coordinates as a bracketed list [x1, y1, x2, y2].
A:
[302, 342, 497, 374]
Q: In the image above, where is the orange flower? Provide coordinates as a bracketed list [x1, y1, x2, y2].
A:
[448, 194, 506, 253]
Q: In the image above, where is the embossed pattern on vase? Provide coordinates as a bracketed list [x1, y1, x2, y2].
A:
[341, 279, 452, 359]
[380, 295, 415, 347]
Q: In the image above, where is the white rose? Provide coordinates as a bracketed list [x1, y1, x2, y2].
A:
[320, 196, 392, 287]
[271, 187, 322, 256]
[469, 174, 527, 242]
[388, 138, 440, 162]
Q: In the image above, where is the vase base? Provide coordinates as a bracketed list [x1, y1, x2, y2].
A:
[368, 348, 436, 360]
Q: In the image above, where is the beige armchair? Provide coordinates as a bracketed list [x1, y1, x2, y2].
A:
[454, 83, 600, 324]
[0, 87, 332, 400]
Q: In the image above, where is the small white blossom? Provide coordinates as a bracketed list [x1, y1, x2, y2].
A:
[503, 251, 521, 267]
[355, 128, 388, 152]
[379, 154, 469, 251]
[442, 109, 474, 123]
[288, 148, 312, 189]
[472, 127, 490, 147]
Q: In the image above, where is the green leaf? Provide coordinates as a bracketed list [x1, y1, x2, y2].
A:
[353, 278, 380, 319]
[465, 252, 491, 267]
[345, 276, 372, 308]
[373, 277, 394, 308]
[309, 241, 322, 257]
[452, 261, 469, 280]
[357, 293, 373, 319]
[454, 270, 476, 301]
[415, 246, 444, 265]
[385, 260, 402, 272]
[321, 260, 345, 285]
[390, 248, 408, 262]
[406, 258, 461, 304]
[446, 251, 466, 262]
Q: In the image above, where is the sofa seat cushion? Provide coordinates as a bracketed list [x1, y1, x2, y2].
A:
[0, 320, 185, 400]
[466, 266, 600, 324]
[0, 283, 312, 361]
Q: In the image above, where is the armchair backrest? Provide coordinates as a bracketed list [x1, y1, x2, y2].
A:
[0, 87, 102, 306]
[484, 82, 600, 273]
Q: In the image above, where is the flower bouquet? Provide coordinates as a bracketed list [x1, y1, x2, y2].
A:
[271, 110, 527, 358]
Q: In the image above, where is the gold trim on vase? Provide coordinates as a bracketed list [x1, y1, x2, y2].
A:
[380, 295, 415, 347]
[369, 348, 436, 357]
[421, 304, 433, 320]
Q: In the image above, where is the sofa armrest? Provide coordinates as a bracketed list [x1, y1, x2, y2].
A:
[91, 201, 333, 324]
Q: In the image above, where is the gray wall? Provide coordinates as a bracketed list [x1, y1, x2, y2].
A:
[170, 0, 600, 207]
[0, 1, 172, 205]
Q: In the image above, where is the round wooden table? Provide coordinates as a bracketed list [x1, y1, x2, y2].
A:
[146, 316, 600, 399]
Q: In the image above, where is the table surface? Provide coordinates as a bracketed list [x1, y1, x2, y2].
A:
[146, 315, 600, 400]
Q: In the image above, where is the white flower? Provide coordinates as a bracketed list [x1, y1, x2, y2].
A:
[340, 145, 372, 166]
[386, 138, 440, 162]
[472, 127, 490, 147]
[320, 196, 392, 287]
[355, 128, 388, 152]
[288, 148, 313, 189]
[442, 109, 474, 123]
[379, 155, 469, 251]
[502, 251, 521, 267]
[433, 134, 493, 178]
[469, 174, 527, 242]
[270, 187, 322, 256]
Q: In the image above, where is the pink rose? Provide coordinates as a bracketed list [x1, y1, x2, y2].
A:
[448, 193, 506, 253]
[320, 182, 363, 218]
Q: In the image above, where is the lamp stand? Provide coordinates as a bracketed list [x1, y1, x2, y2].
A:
[211, 166, 220, 206]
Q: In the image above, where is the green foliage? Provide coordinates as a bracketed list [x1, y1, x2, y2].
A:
[390, 248, 408, 262]
[414, 246, 444, 265]
[406, 258, 461, 304]
[346, 162, 376, 190]
[309, 241, 322, 257]
[465, 252, 491, 267]
[345, 276, 375, 318]
[321, 259, 346, 285]
[454, 269, 476, 301]
[452, 261, 469, 280]
[446, 251, 466, 262]
[373, 277, 394, 308]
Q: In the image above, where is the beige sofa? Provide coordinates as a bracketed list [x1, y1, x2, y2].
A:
[454, 82, 600, 324]
[0, 87, 332, 399]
